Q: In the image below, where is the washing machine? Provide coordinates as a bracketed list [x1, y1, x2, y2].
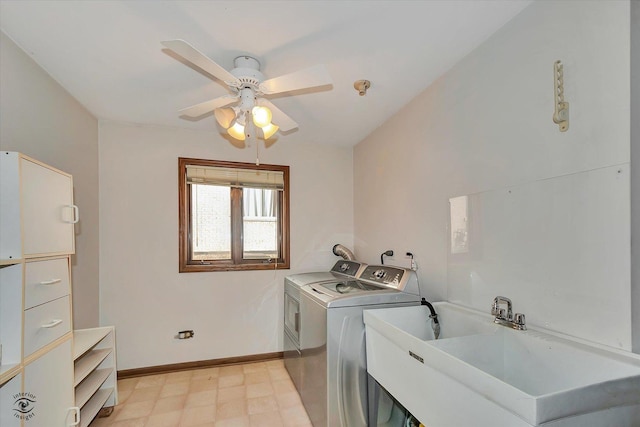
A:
[368, 376, 423, 427]
[283, 259, 367, 392]
[298, 265, 422, 427]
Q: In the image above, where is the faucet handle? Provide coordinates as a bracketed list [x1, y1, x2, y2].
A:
[514, 313, 526, 326]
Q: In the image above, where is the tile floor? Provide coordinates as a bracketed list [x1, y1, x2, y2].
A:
[89, 359, 312, 427]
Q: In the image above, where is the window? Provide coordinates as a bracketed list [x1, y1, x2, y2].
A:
[179, 158, 290, 272]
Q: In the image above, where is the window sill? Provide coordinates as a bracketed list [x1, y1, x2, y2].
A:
[179, 262, 290, 273]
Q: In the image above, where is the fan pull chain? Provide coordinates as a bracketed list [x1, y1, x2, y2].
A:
[256, 140, 260, 166]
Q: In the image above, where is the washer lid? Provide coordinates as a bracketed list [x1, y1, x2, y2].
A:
[319, 280, 383, 296]
[302, 281, 421, 308]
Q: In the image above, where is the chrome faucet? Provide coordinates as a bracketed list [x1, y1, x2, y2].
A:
[491, 296, 526, 330]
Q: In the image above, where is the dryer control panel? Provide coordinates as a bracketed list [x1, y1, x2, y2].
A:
[360, 266, 404, 287]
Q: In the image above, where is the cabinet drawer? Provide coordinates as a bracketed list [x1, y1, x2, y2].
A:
[25, 258, 70, 309]
[24, 296, 71, 357]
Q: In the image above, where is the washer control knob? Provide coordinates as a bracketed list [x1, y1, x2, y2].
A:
[373, 269, 386, 279]
[340, 263, 349, 272]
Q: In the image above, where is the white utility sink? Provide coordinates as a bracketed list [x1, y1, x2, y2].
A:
[364, 302, 640, 427]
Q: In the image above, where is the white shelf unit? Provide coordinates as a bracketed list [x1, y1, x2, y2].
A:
[73, 327, 117, 427]
[1, 152, 104, 427]
[0, 263, 22, 386]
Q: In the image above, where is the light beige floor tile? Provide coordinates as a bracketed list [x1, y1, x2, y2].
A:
[275, 391, 303, 410]
[280, 405, 312, 427]
[97, 361, 309, 427]
[192, 367, 220, 380]
[214, 416, 249, 427]
[246, 382, 274, 399]
[247, 395, 279, 415]
[180, 404, 217, 426]
[115, 399, 155, 421]
[271, 379, 296, 394]
[218, 374, 244, 389]
[152, 394, 187, 415]
[249, 410, 283, 427]
[216, 398, 248, 420]
[110, 404, 123, 420]
[185, 390, 218, 408]
[160, 381, 190, 398]
[217, 385, 246, 403]
[87, 415, 112, 427]
[117, 378, 139, 391]
[136, 374, 167, 389]
[146, 409, 183, 427]
[244, 371, 270, 385]
[219, 365, 244, 376]
[165, 370, 194, 384]
[117, 389, 133, 404]
[105, 418, 148, 427]
[267, 367, 291, 381]
[242, 362, 267, 374]
[126, 385, 162, 403]
[190, 377, 219, 392]
[265, 359, 284, 368]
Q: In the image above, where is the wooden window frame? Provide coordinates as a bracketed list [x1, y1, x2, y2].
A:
[179, 157, 290, 272]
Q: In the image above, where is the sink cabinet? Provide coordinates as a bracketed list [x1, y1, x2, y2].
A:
[364, 303, 640, 427]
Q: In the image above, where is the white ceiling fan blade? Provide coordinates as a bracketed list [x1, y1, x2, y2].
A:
[258, 99, 298, 131]
[259, 64, 332, 95]
[162, 40, 241, 86]
[179, 95, 238, 118]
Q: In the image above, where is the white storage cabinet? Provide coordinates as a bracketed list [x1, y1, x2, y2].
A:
[0, 152, 117, 427]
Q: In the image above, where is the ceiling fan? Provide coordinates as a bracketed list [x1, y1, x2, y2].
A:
[162, 40, 333, 141]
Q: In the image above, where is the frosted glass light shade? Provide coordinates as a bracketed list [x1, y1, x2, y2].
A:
[228, 122, 246, 140]
[261, 123, 279, 139]
[252, 106, 272, 128]
[214, 108, 236, 129]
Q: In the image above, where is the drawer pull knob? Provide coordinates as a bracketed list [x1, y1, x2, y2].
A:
[41, 319, 63, 328]
[40, 278, 62, 285]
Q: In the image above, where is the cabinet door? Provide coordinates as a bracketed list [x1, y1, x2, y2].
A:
[21, 158, 76, 256]
[0, 373, 22, 427]
[23, 339, 74, 427]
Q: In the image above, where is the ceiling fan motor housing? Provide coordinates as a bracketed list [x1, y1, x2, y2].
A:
[161, 40, 332, 133]
[231, 56, 264, 90]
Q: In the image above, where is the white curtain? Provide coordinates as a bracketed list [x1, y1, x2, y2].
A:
[243, 188, 276, 218]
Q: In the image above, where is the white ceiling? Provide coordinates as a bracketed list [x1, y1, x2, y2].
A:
[0, 0, 532, 147]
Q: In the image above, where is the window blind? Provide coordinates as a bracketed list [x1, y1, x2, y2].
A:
[186, 165, 285, 190]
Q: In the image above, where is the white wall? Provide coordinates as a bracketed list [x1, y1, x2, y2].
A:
[631, 0, 639, 353]
[0, 32, 100, 329]
[99, 121, 354, 370]
[354, 1, 633, 349]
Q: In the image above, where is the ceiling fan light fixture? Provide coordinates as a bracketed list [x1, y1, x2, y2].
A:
[261, 123, 279, 140]
[228, 122, 246, 140]
[214, 107, 236, 129]
[252, 106, 273, 128]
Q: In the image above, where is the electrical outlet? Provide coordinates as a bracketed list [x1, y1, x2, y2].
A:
[177, 330, 195, 339]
